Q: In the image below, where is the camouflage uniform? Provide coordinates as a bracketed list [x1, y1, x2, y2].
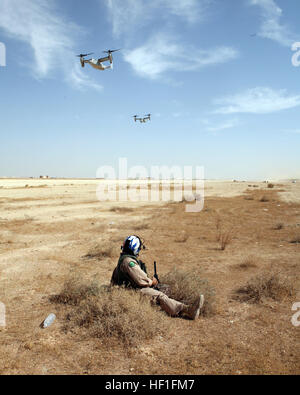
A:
[111, 254, 185, 316]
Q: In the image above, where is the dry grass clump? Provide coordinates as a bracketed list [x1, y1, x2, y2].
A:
[215, 217, 221, 234]
[259, 195, 269, 202]
[82, 244, 113, 260]
[180, 194, 197, 203]
[274, 222, 284, 230]
[133, 223, 150, 231]
[219, 230, 234, 251]
[233, 273, 295, 304]
[236, 256, 257, 269]
[160, 268, 215, 316]
[267, 183, 274, 189]
[22, 184, 48, 189]
[290, 234, 300, 244]
[49, 278, 102, 306]
[174, 231, 189, 243]
[215, 219, 234, 250]
[52, 283, 166, 348]
[109, 207, 134, 213]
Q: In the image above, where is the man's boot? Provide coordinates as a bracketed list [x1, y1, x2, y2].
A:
[182, 294, 205, 320]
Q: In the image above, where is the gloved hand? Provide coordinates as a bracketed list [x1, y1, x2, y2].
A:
[151, 277, 158, 287]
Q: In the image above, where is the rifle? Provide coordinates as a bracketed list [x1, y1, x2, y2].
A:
[154, 261, 159, 283]
[153, 261, 170, 294]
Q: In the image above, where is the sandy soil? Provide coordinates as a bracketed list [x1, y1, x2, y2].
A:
[0, 179, 299, 375]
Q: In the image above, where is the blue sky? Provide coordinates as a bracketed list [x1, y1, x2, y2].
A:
[0, 0, 299, 179]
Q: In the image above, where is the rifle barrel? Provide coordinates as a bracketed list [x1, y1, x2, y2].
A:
[154, 261, 159, 282]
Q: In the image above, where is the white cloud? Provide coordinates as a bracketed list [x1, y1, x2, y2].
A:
[124, 34, 238, 79]
[106, 0, 144, 38]
[157, 0, 207, 24]
[214, 87, 300, 114]
[0, 0, 102, 90]
[205, 119, 239, 132]
[106, 0, 209, 37]
[105, 1, 235, 81]
[68, 64, 103, 92]
[172, 111, 191, 118]
[250, 0, 296, 47]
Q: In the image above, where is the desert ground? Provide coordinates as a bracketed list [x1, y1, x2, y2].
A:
[0, 178, 299, 375]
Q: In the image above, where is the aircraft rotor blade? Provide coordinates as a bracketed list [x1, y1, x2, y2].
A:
[103, 49, 121, 54]
[76, 52, 94, 57]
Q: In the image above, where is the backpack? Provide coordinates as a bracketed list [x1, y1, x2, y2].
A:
[111, 254, 147, 288]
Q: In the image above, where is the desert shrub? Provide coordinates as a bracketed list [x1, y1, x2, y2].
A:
[82, 244, 113, 260]
[215, 217, 221, 230]
[267, 183, 274, 189]
[215, 219, 234, 250]
[160, 268, 215, 316]
[215, 217, 222, 242]
[237, 256, 257, 269]
[133, 223, 150, 231]
[174, 231, 189, 243]
[180, 194, 198, 203]
[219, 230, 234, 250]
[52, 284, 166, 348]
[109, 207, 134, 213]
[233, 273, 294, 304]
[49, 278, 102, 306]
[290, 234, 300, 244]
[259, 195, 269, 202]
[274, 223, 284, 230]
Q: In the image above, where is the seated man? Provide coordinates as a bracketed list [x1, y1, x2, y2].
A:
[111, 235, 204, 320]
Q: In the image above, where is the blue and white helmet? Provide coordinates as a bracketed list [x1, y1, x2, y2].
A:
[123, 235, 142, 256]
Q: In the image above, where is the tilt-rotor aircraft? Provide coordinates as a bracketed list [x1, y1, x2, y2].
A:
[77, 49, 121, 70]
[133, 114, 151, 123]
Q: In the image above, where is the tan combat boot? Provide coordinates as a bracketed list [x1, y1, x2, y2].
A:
[182, 294, 205, 320]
